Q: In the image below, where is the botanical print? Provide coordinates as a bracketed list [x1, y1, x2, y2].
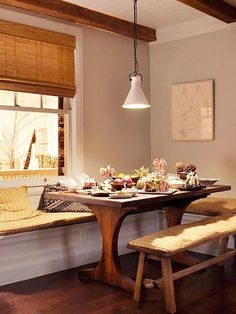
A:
[171, 80, 214, 141]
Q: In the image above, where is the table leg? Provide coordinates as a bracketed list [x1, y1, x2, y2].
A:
[164, 199, 201, 266]
[79, 205, 135, 292]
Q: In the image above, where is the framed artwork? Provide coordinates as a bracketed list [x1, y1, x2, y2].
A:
[170, 80, 214, 141]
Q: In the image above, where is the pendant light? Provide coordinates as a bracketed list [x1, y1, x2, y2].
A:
[122, 0, 150, 109]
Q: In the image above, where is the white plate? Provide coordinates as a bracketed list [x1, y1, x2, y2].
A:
[75, 190, 92, 195]
[109, 193, 133, 199]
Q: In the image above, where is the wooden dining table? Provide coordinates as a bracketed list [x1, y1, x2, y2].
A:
[45, 185, 230, 292]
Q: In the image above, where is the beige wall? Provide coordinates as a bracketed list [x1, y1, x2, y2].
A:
[83, 27, 150, 177]
[150, 27, 236, 197]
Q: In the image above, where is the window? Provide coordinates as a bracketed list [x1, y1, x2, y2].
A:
[0, 90, 69, 180]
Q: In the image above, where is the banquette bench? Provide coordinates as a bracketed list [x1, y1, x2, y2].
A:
[186, 197, 236, 216]
[0, 184, 96, 236]
[0, 211, 96, 236]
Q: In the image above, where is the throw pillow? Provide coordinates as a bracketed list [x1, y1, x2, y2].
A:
[42, 183, 91, 213]
[44, 199, 91, 213]
[0, 186, 40, 222]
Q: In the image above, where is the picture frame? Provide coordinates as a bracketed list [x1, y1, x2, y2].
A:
[170, 79, 214, 141]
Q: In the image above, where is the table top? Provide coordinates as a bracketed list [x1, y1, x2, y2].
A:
[45, 185, 231, 209]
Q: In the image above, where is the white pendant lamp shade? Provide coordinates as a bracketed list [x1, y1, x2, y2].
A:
[122, 76, 150, 109]
[122, 0, 150, 109]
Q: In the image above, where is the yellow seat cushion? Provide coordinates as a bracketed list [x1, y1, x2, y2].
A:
[0, 186, 39, 222]
[0, 211, 96, 236]
[186, 197, 236, 216]
[128, 214, 236, 257]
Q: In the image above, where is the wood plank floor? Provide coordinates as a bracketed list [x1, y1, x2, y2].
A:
[0, 252, 236, 314]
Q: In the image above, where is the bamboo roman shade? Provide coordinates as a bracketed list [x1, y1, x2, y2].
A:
[0, 19, 76, 97]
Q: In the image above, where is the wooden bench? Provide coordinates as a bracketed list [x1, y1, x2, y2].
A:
[186, 197, 236, 248]
[127, 214, 236, 313]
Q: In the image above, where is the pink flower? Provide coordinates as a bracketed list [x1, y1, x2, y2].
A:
[152, 158, 167, 174]
[100, 165, 116, 178]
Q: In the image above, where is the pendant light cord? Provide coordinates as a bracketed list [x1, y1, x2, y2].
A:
[129, 0, 143, 81]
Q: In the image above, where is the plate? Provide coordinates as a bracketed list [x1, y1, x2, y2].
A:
[198, 178, 219, 186]
[75, 190, 92, 195]
[139, 189, 177, 195]
[91, 191, 110, 197]
[109, 193, 133, 199]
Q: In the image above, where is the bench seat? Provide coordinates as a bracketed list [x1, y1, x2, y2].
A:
[128, 214, 236, 257]
[186, 197, 236, 216]
[128, 214, 236, 313]
[0, 211, 96, 236]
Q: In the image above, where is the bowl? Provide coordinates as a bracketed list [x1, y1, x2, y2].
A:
[111, 182, 135, 191]
[178, 172, 188, 180]
[130, 176, 140, 183]
[198, 178, 219, 186]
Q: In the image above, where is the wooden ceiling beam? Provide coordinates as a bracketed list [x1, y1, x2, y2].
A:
[0, 0, 157, 42]
[177, 0, 236, 23]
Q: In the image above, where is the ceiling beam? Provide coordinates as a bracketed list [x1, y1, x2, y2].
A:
[177, 0, 236, 23]
[0, 0, 157, 42]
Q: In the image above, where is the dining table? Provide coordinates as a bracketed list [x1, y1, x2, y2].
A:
[45, 185, 231, 292]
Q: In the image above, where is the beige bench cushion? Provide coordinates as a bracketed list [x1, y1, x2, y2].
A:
[0, 211, 96, 236]
[0, 186, 40, 222]
[128, 214, 236, 257]
[186, 197, 236, 216]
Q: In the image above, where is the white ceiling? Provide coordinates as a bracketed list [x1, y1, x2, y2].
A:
[63, 0, 207, 29]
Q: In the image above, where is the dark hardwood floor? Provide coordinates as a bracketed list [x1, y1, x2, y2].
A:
[0, 252, 236, 314]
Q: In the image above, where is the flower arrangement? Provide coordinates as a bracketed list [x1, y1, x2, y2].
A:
[144, 172, 169, 192]
[132, 166, 149, 178]
[152, 158, 167, 175]
[99, 165, 116, 178]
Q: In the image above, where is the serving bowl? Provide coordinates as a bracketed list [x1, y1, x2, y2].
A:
[111, 182, 135, 191]
[198, 178, 219, 186]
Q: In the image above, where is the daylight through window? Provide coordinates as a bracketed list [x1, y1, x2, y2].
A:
[0, 90, 68, 180]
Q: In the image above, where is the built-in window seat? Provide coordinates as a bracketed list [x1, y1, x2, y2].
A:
[0, 178, 161, 286]
[0, 179, 234, 287]
[0, 211, 96, 236]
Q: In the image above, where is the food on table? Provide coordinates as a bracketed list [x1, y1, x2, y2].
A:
[166, 174, 184, 189]
[83, 178, 97, 188]
[144, 173, 169, 192]
[136, 178, 145, 190]
[115, 190, 127, 196]
[125, 187, 138, 196]
[130, 175, 140, 183]
[112, 176, 135, 190]
[116, 172, 126, 179]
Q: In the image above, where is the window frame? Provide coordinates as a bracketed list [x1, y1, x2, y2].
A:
[0, 92, 71, 180]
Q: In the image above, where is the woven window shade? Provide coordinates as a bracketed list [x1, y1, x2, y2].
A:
[0, 19, 76, 97]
